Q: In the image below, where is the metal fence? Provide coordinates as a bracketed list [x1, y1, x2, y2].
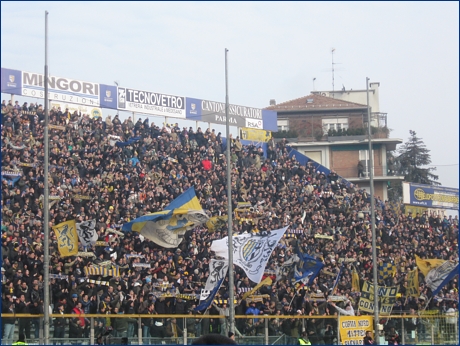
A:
[2, 312, 458, 345]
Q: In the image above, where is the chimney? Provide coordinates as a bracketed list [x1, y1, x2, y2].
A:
[269, 99, 276, 106]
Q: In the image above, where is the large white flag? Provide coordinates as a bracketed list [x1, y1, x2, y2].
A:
[76, 219, 98, 247]
[200, 259, 229, 300]
[211, 227, 288, 283]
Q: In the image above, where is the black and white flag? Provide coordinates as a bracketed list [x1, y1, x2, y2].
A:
[76, 219, 98, 247]
[211, 227, 288, 283]
[200, 259, 229, 300]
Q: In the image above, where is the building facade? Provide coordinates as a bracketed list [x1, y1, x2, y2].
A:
[265, 86, 404, 201]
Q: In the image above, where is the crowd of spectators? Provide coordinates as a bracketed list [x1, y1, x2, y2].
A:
[1, 100, 459, 344]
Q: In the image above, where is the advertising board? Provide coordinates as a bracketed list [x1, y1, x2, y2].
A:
[1, 67, 22, 94]
[22, 70, 100, 106]
[49, 101, 102, 119]
[2, 67, 278, 131]
[403, 182, 459, 210]
[118, 87, 185, 118]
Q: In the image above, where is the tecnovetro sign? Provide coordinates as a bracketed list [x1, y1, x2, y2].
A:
[403, 182, 459, 210]
[118, 87, 186, 118]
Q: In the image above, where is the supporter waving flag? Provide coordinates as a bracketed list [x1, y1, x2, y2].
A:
[122, 187, 209, 248]
[52, 220, 79, 257]
[201, 259, 229, 299]
[415, 255, 459, 296]
[331, 262, 344, 295]
[294, 247, 324, 285]
[195, 278, 224, 311]
[211, 227, 288, 283]
[76, 219, 97, 247]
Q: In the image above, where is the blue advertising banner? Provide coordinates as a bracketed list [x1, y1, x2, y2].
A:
[185, 97, 202, 121]
[99, 84, 117, 110]
[1, 67, 22, 95]
[403, 182, 459, 210]
[262, 109, 277, 131]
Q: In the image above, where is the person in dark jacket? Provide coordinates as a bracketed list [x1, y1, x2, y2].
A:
[53, 304, 67, 345]
[363, 330, 374, 344]
[16, 294, 31, 339]
[2, 294, 17, 344]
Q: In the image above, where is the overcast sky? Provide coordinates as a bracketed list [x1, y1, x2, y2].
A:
[1, 1, 458, 190]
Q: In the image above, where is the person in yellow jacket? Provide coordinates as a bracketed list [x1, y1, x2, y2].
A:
[12, 333, 28, 345]
[298, 331, 311, 345]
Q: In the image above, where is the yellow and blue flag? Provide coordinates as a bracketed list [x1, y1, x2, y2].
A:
[205, 216, 227, 233]
[294, 248, 324, 285]
[415, 255, 458, 296]
[122, 187, 208, 248]
[52, 220, 79, 257]
[378, 262, 396, 285]
[84, 265, 120, 277]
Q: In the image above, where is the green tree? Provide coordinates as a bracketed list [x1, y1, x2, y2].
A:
[397, 130, 440, 185]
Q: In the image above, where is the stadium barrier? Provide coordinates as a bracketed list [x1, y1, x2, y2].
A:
[1, 312, 458, 345]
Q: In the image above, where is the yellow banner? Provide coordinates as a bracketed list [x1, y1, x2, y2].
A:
[52, 220, 79, 257]
[405, 205, 448, 217]
[50, 101, 102, 119]
[242, 277, 272, 300]
[240, 128, 271, 142]
[206, 216, 227, 233]
[406, 268, 419, 297]
[246, 294, 270, 303]
[339, 315, 373, 345]
[73, 194, 92, 200]
[358, 282, 398, 315]
[352, 267, 361, 292]
[76, 251, 95, 257]
[314, 234, 334, 240]
[415, 255, 445, 277]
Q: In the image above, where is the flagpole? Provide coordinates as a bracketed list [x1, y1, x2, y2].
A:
[225, 48, 235, 333]
[43, 10, 51, 344]
[367, 77, 379, 338]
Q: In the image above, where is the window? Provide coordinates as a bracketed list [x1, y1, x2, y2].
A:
[277, 119, 289, 132]
[322, 118, 348, 134]
[359, 149, 374, 177]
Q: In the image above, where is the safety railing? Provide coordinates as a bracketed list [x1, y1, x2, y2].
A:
[1, 312, 457, 345]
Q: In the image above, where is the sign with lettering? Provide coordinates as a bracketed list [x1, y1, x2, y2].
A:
[118, 87, 185, 118]
[339, 315, 373, 345]
[22, 70, 100, 106]
[406, 268, 420, 297]
[358, 282, 398, 315]
[403, 182, 459, 210]
[1, 66, 278, 131]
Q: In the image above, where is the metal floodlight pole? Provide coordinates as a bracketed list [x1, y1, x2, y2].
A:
[367, 77, 379, 337]
[43, 10, 51, 344]
[225, 48, 235, 333]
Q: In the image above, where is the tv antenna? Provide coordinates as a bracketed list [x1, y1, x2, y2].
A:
[332, 48, 336, 93]
[321, 49, 344, 97]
